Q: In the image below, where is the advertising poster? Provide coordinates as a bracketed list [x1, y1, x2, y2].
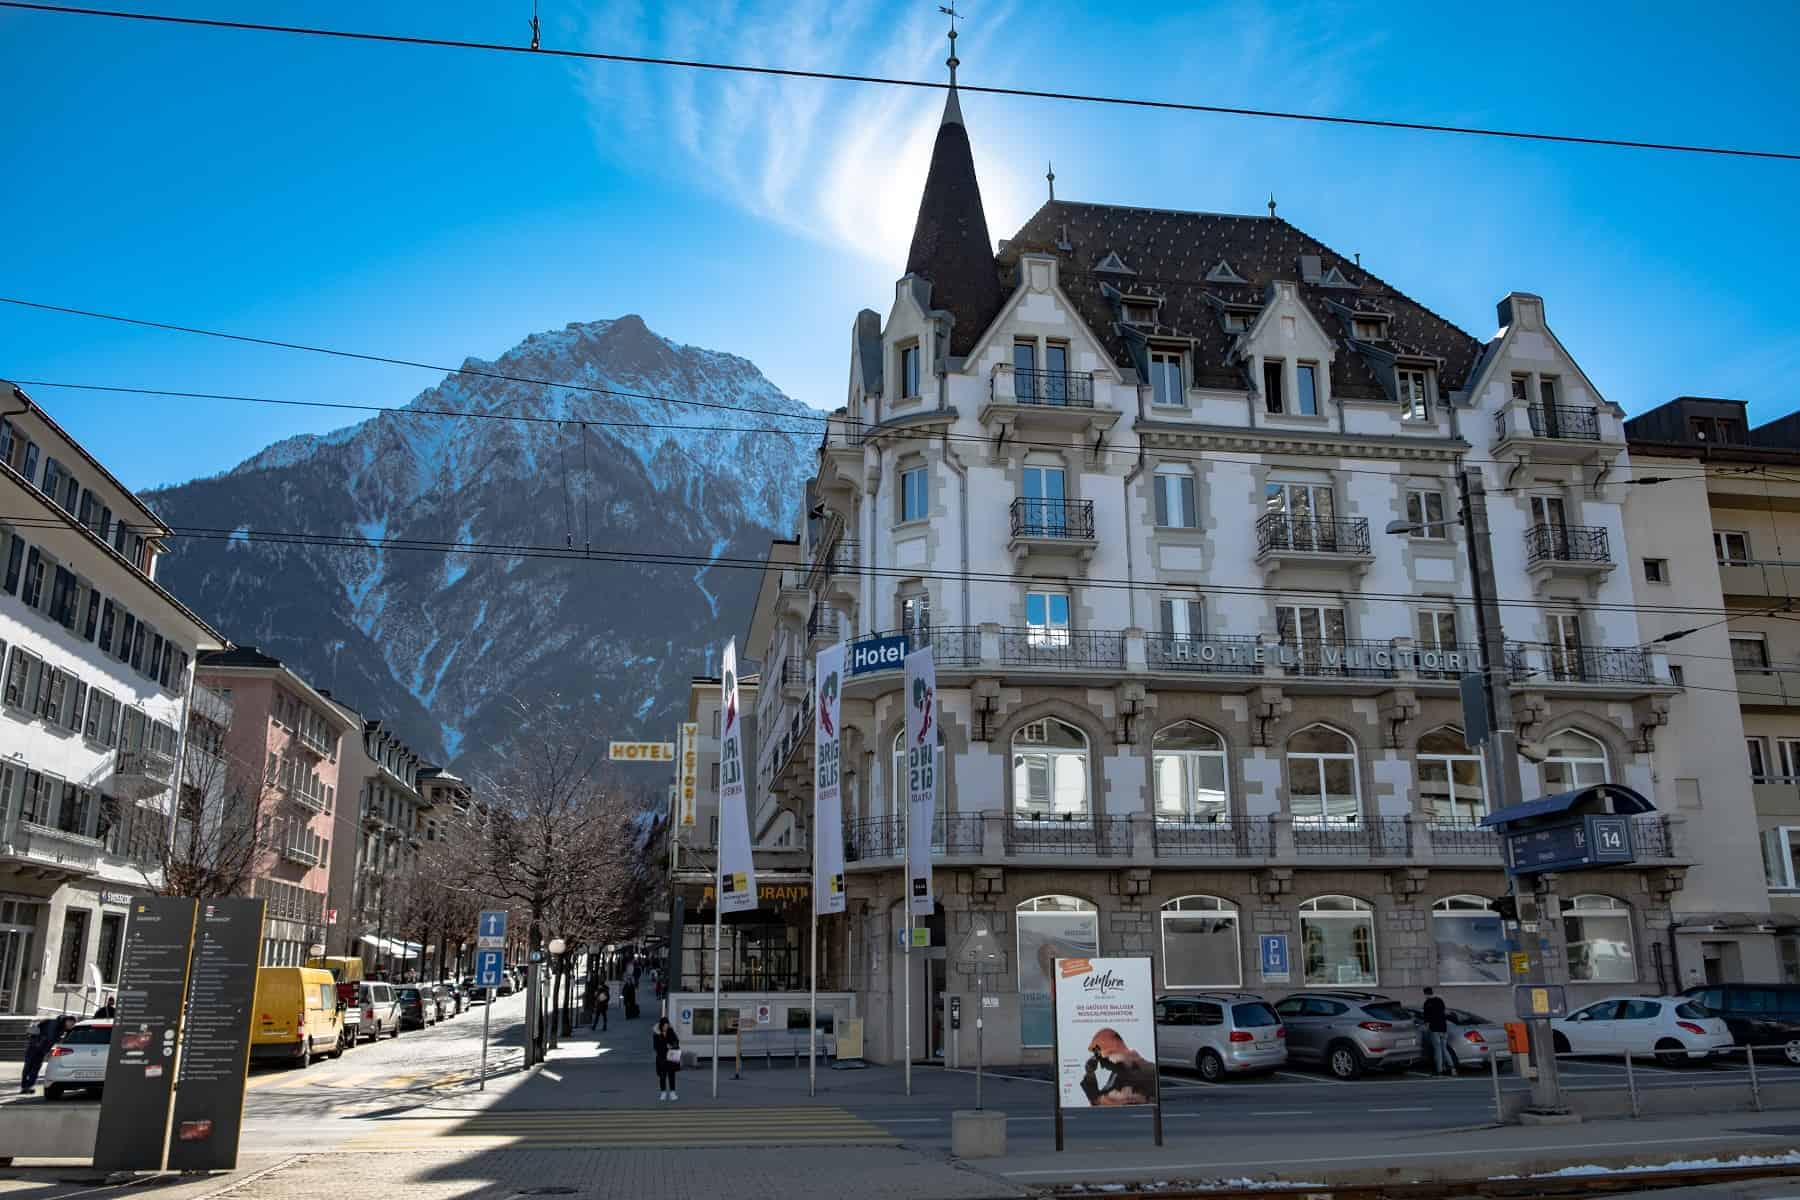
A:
[167, 898, 265, 1171]
[1016, 908, 1100, 1047]
[1053, 956, 1158, 1109]
[94, 896, 198, 1172]
[716, 639, 758, 913]
[902, 645, 936, 918]
[813, 643, 847, 915]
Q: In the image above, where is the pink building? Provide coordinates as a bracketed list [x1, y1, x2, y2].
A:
[196, 646, 359, 965]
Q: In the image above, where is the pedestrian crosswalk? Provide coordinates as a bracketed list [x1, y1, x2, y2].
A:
[341, 1106, 900, 1150]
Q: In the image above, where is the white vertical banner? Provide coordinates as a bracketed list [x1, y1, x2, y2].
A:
[813, 644, 847, 916]
[717, 640, 757, 913]
[903, 644, 937, 918]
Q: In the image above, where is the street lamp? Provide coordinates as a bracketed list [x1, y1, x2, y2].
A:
[547, 938, 569, 1041]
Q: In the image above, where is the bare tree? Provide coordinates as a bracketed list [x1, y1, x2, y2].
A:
[138, 693, 278, 898]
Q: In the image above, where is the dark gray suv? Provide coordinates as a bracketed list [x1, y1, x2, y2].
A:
[1273, 990, 1421, 1079]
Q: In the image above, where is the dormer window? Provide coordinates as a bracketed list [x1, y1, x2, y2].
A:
[899, 343, 921, 400]
[1397, 368, 1431, 421]
[1123, 299, 1157, 326]
[1352, 317, 1386, 341]
[1222, 309, 1254, 333]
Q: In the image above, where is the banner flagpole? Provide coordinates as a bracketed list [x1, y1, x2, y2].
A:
[711, 846, 722, 1099]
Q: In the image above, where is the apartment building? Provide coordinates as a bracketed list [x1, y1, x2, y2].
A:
[735, 72, 1771, 1065]
[0, 383, 223, 1023]
[196, 646, 358, 965]
[327, 708, 429, 970]
[1625, 397, 1800, 978]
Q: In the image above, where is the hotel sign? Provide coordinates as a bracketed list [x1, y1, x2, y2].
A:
[1160, 641, 1470, 673]
[610, 741, 675, 762]
[677, 722, 699, 827]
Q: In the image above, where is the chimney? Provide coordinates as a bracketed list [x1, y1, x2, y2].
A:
[1298, 255, 1322, 284]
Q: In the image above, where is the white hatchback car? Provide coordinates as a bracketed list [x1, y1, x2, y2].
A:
[1551, 996, 1732, 1065]
[43, 1019, 113, 1100]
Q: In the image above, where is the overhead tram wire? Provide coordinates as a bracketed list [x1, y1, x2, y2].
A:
[2, 2, 1798, 162]
[0, 511, 1787, 621]
[14, 375, 1800, 492]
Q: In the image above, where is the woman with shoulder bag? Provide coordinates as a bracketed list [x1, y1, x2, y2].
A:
[652, 1017, 681, 1101]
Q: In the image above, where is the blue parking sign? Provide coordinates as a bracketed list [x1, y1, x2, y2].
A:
[1260, 934, 1290, 983]
[475, 948, 505, 988]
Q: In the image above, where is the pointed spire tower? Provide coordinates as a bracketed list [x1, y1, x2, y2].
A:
[904, 7, 1005, 357]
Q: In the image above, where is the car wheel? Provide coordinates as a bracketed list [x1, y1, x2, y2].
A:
[1327, 1041, 1365, 1080]
[331, 1035, 344, 1060]
[1553, 1032, 1571, 1056]
[1197, 1050, 1225, 1082]
[44, 1084, 65, 1101]
[297, 1040, 312, 1070]
[1785, 1041, 1800, 1067]
[1654, 1038, 1687, 1068]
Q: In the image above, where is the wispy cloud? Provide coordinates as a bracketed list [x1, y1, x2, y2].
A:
[574, 0, 1028, 266]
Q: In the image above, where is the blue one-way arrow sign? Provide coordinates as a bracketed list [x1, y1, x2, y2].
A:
[478, 910, 507, 948]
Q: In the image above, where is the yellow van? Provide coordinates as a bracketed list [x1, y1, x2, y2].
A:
[251, 967, 344, 1068]
[306, 955, 365, 984]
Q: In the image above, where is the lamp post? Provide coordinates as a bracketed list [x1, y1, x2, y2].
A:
[1384, 464, 1566, 1116]
[548, 937, 567, 1049]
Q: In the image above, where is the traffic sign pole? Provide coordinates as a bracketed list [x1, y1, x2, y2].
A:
[475, 913, 508, 1091]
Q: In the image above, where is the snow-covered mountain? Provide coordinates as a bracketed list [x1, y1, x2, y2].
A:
[147, 315, 817, 775]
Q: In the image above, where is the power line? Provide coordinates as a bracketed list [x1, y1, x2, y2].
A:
[15, 376, 1800, 491]
[3, 2, 1797, 162]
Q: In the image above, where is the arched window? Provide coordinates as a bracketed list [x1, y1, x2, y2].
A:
[1153, 722, 1229, 822]
[1160, 895, 1241, 988]
[1016, 895, 1099, 1046]
[1431, 895, 1507, 985]
[1562, 894, 1635, 982]
[1012, 718, 1089, 819]
[1299, 895, 1376, 986]
[1542, 729, 1608, 791]
[1418, 727, 1487, 824]
[1287, 725, 1359, 826]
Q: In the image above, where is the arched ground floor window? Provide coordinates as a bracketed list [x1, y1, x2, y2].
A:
[1016, 895, 1098, 1047]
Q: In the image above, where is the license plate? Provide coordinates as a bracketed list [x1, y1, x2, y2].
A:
[1396, 1038, 1417, 1050]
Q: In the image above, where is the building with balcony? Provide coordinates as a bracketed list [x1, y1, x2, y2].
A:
[326, 704, 428, 972]
[196, 645, 357, 965]
[1625, 397, 1800, 976]
[729, 61, 1771, 1067]
[0, 382, 224, 1025]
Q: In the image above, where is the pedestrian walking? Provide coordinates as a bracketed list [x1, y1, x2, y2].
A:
[653, 1017, 681, 1101]
[94, 994, 117, 1021]
[1422, 987, 1452, 1076]
[19, 1017, 59, 1093]
[596, 981, 611, 1031]
[622, 978, 638, 1020]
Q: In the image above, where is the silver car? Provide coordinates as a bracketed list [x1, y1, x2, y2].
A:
[1273, 990, 1422, 1079]
[1405, 1005, 1513, 1071]
[43, 1019, 112, 1100]
[1154, 992, 1287, 1081]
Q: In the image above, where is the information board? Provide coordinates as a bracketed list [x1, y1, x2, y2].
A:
[94, 896, 198, 1172]
[1052, 956, 1159, 1110]
[1506, 813, 1637, 875]
[167, 898, 265, 1171]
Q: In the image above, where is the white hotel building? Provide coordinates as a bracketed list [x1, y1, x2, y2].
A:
[0, 383, 222, 1037]
[740, 69, 1771, 1066]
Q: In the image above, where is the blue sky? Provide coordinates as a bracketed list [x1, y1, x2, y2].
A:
[2, 0, 1797, 490]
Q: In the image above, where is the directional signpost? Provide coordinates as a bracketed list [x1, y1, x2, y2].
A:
[476, 911, 507, 1090]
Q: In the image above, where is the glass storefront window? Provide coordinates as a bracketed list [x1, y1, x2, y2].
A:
[1432, 895, 1507, 985]
[1563, 894, 1635, 983]
[1160, 895, 1241, 989]
[1016, 895, 1099, 1047]
[1299, 895, 1376, 986]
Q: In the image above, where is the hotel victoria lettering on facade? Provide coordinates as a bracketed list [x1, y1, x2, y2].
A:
[724, 60, 1776, 1066]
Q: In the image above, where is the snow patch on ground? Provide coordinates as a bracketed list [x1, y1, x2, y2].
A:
[1489, 1150, 1800, 1180]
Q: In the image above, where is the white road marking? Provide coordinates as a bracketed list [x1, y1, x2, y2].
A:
[1369, 1106, 1432, 1112]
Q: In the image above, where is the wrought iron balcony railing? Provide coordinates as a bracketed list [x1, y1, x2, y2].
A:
[1007, 369, 1094, 408]
[1525, 523, 1610, 565]
[1542, 644, 1656, 685]
[1144, 633, 1262, 675]
[1281, 638, 1400, 679]
[1497, 404, 1601, 442]
[1004, 813, 1133, 856]
[1152, 816, 1272, 857]
[1010, 497, 1096, 540]
[998, 626, 1124, 670]
[1293, 816, 1413, 857]
[1256, 513, 1371, 556]
[842, 812, 983, 861]
[1427, 819, 1502, 857]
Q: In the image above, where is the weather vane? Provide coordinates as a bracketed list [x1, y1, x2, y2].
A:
[939, 2, 961, 37]
[939, 2, 962, 78]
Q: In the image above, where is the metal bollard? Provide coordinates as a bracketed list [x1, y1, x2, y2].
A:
[1747, 1044, 1763, 1112]
[1624, 1050, 1639, 1119]
[1489, 1045, 1504, 1123]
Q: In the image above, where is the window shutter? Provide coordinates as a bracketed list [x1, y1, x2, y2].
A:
[1186, 600, 1204, 637]
[1159, 599, 1174, 635]
[1154, 476, 1169, 527]
[1180, 477, 1198, 528]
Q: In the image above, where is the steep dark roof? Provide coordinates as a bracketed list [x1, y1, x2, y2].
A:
[904, 89, 1005, 358]
[198, 645, 282, 670]
[999, 202, 1483, 398]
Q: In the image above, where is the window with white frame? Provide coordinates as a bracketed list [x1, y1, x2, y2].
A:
[1287, 725, 1359, 826]
[1277, 603, 1347, 669]
[1732, 634, 1770, 670]
[1017, 896, 1099, 1046]
[1025, 591, 1070, 647]
[1433, 895, 1507, 985]
[1262, 360, 1285, 414]
[1418, 727, 1487, 823]
[1154, 465, 1197, 528]
[1265, 480, 1337, 547]
[1748, 737, 1773, 782]
[899, 343, 921, 399]
[1397, 368, 1430, 420]
[1149, 349, 1185, 408]
[1159, 595, 1202, 639]
[899, 464, 928, 522]
[1716, 530, 1752, 564]
[1153, 723, 1229, 822]
[1011, 718, 1089, 818]
[1547, 611, 1585, 680]
[1406, 487, 1446, 536]
[1295, 363, 1320, 415]
[900, 589, 930, 635]
[1416, 608, 1457, 652]
[1541, 729, 1608, 791]
[1222, 309, 1253, 333]
[1299, 895, 1376, 986]
[1779, 738, 1800, 781]
[1562, 894, 1636, 983]
[1160, 895, 1241, 989]
[1764, 827, 1800, 890]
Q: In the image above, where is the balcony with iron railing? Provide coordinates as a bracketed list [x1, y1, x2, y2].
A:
[843, 812, 985, 862]
[1006, 369, 1094, 408]
[1152, 816, 1273, 857]
[1004, 813, 1135, 857]
[981, 365, 1116, 438]
[1495, 404, 1601, 443]
[1294, 817, 1415, 858]
[806, 609, 843, 644]
[114, 746, 176, 799]
[1494, 403, 1615, 463]
[1504, 641, 1663, 688]
[0, 820, 102, 877]
[1009, 497, 1097, 540]
[1255, 513, 1372, 564]
[1524, 523, 1611, 572]
[998, 626, 1124, 671]
[1143, 633, 1262, 675]
[279, 841, 322, 867]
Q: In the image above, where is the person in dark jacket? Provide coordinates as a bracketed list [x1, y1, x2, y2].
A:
[19, 1016, 74, 1093]
[622, 978, 638, 1020]
[1422, 987, 1451, 1076]
[596, 981, 612, 1031]
[94, 994, 117, 1021]
[653, 1017, 681, 1101]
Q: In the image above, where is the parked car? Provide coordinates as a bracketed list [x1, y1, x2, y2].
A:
[1403, 1005, 1512, 1071]
[1551, 996, 1733, 1065]
[356, 980, 403, 1042]
[1154, 992, 1286, 1081]
[251, 966, 344, 1068]
[1273, 990, 1422, 1079]
[443, 982, 465, 1015]
[1681, 984, 1800, 1064]
[43, 1019, 112, 1100]
[497, 972, 517, 997]
[396, 985, 432, 1031]
[464, 984, 492, 1005]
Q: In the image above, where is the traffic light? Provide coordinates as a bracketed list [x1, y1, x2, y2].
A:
[1490, 894, 1519, 923]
